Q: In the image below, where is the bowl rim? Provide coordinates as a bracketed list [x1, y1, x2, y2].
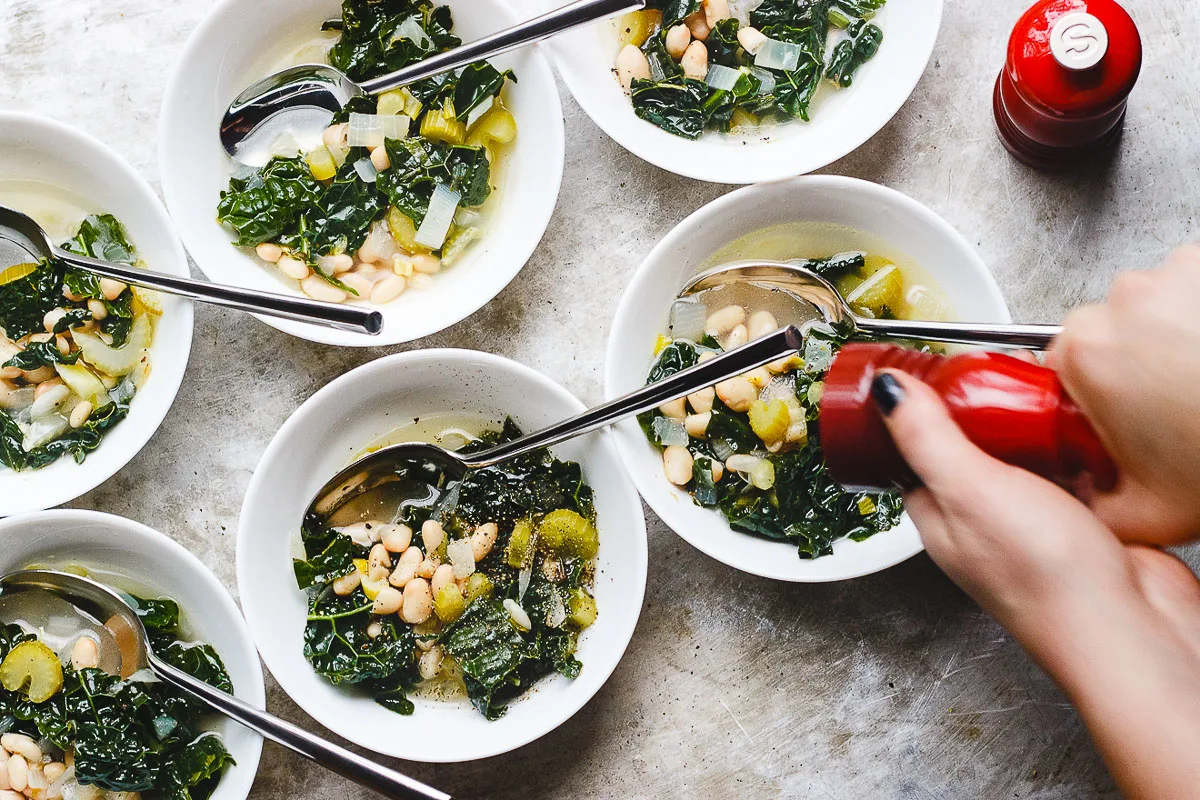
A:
[236, 346, 648, 761]
[0, 508, 265, 800]
[157, 0, 566, 347]
[603, 174, 1011, 581]
[545, 0, 945, 184]
[0, 111, 195, 515]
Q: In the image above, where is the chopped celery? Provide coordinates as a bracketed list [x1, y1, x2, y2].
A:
[567, 589, 597, 629]
[537, 509, 599, 559]
[377, 88, 422, 117]
[856, 495, 877, 516]
[505, 518, 535, 568]
[434, 584, 466, 622]
[386, 206, 431, 253]
[730, 108, 759, 131]
[748, 398, 789, 443]
[466, 103, 516, 148]
[420, 104, 466, 145]
[304, 146, 338, 180]
[0, 640, 64, 703]
[464, 572, 493, 603]
[616, 9, 661, 48]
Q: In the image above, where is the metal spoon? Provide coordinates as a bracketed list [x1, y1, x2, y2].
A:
[682, 260, 1062, 350]
[222, 0, 644, 166]
[0, 206, 382, 335]
[0, 569, 449, 800]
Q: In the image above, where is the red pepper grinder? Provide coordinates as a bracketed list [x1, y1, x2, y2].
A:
[819, 344, 1117, 493]
[993, 0, 1142, 170]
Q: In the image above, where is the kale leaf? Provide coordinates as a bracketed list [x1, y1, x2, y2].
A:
[378, 138, 490, 225]
[3, 339, 79, 370]
[217, 158, 324, 248]
[0, 261, 63, 341]
[0, 380, 133, 472]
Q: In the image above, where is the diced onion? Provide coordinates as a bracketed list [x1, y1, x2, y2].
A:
[447, 539, 476, 579]
[749, 65, 776, 95]
[711, 438, 735, 461]
[754, 37, 803, 72]
[347, 113, 411, 149]
[517, 566, 532, 602]
[705, 63, 743, 92]
[353, 157, 378, 183]
[806, 380, 825, 407]
[414, 184, 461, 249]
[393, 16, 431, 48]
[803, 336, 834, 374]
[465, 95, 494, 131]
[545, 589, 567, 629]
[126, 668, 161, 684]
[504, 599, 532, 631]
[652, 416, 689, 447]
[727, 0, 764, 24]
[648, 55, 667, 82]
[668, 298, 707, 340]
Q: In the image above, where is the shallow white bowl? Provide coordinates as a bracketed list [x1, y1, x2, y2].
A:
[160, 0, 565, 347]
[0, 113, 193, 516]
[605, 176, 1011, 581]
[238, 348, 647, 761]
[543, 0, 942, 183]
[0, 509, 264, 800]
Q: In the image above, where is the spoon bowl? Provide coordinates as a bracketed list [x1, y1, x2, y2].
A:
[0, 568, 447, 800]
[683, 260, 1063, 350]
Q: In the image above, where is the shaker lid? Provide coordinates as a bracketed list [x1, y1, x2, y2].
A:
[1005, 0, 1142, 117]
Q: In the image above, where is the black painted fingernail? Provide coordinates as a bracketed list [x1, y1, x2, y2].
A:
[871, 373, 905, 417]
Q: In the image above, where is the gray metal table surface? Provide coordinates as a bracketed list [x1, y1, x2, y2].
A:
[3, 0, 1198, 797]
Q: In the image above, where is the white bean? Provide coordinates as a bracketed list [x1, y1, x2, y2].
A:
[418, 645, 444, 680]
[369, 543, 392, 572]
[430, 564, 456, 598]
[381, 524, 413, 553]
[87, 299, 107, 321]
[421, 520, 445, 553]
[70, 636, 99, 670]
[0, 790, 17, 800]
[370, 275, 406, 304]
[680, 40, 708, 81]
[1, 734, 40, 763]
[684, 10, 711, 40]
[340, 272, 374, 299]
[725, 454, 761, 474]
[42, 762, 65, 783]
[0, 760, 8, 791]
[399, 545, 424, 565]
[742, 366, 771, 388]
[711, 461, 724, 482]
[737, 25, 768, 54]
[410, 254, 442, 275]
[685, 412, 711, 438]
[409, 273, 435, 290]
[662, 445, 694, 485]
[747, 310, 778, 340]
[704, 0, 731, 27]
[332, 571, 361, 596]
[43, 308, 67, 333]
[317, 254, 354, 275]
[768, 354, 801, 373]
[657, 397, 687, 421]
[705, 304, 745, 336]
[715, 376, 756, 411]
[99, 278, 126, 302]
[6, 755, 26, 793]
[471, 522, 499, 561]
[277, 256, 311, 281]
[372, 586, 404, 615]
[724, 323, 748, 350]
[370, 145, 391, 171]
[366, 620, 383, 639]
[687, 386, 715, 414]
[34, 378, 64, 400]
[417, 558, 437, 579]
[69, 400, 93, 429]
[401, 578, 434, 624]
[665, 24, 692, 59]
[389, 562, 418, 589]
[300, 274, 347, 303]
[255, 242, 284, 263]
[322, 123, 348, 151]
[55, 334, 71, 356]
[615, 43, 651, 91]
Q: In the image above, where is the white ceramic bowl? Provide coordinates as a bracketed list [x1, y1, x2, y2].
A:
[0, 113, 193, 516]
[160, 0, 565, 347]
[238, 349, 647, 761]
[543, 0, 942, 183]
[605, 176, 1011, 581]
[0, 509, 264, 800]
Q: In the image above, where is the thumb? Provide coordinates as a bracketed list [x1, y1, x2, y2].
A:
[871, 369, 1000, 497]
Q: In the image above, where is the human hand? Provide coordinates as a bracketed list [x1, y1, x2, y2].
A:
[1052, 245, 1200, 545]
[872, 369, 1200, 800]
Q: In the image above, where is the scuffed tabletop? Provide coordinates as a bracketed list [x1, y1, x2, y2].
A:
[2, 0, 1198, 797]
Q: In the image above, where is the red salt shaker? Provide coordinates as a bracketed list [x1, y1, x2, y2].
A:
[819, 344, 1117, 493]
[993, 0, 1142, 170]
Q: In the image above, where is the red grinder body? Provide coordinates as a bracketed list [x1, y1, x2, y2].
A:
[820, 344, 1117, 493]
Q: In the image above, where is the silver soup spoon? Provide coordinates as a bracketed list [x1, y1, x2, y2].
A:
[222, 0, 644, 166]
[0, 569, 449, 800]
[681, 260, 1062, 349]
[0, 206, 382, 335]
[308, 260, 1063, 516]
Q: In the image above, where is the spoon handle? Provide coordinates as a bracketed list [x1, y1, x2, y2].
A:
[467, 326, 805, 468]
[853, 317, 1062, 350]
[359, 0, 645, 95]
[148, 655, 450, 800]
[53, 249, 382, 335]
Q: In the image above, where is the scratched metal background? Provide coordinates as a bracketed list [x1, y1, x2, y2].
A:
[2, 0, 1198, 797]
